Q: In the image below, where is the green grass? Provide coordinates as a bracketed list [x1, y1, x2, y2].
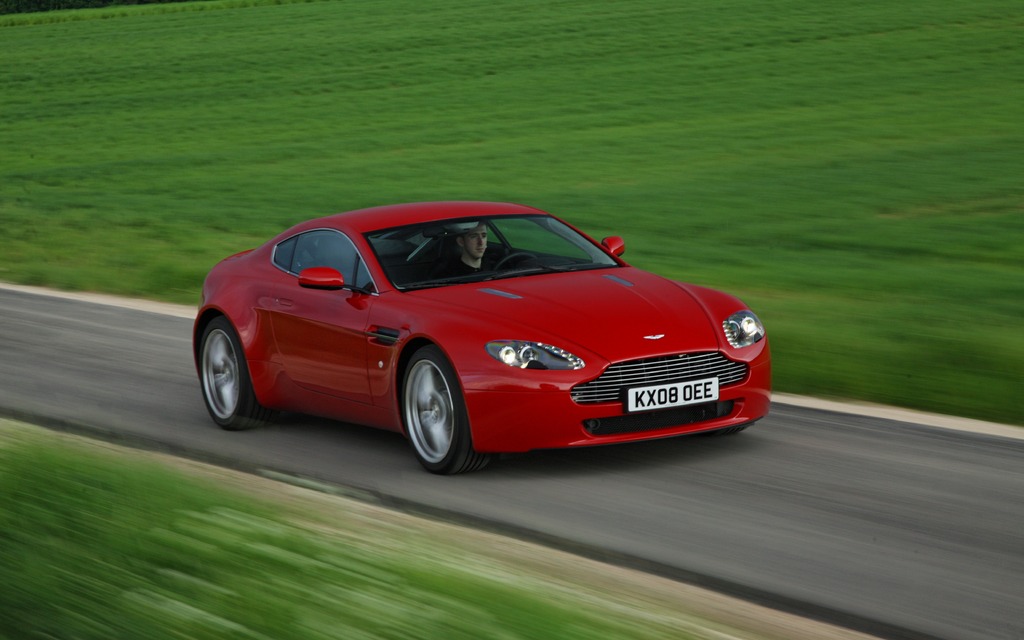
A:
[0, 420, 777, 640]
[1, 0, 1021, 424]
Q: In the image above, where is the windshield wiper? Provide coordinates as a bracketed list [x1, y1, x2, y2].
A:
[484, 262, 609, 280]
[402, 263, 613, 289]
[482, 265, 554, 281]
[400, 275, 484, 290]
[543, 263, 610, 273]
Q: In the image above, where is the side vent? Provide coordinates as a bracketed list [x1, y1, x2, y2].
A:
[367, 326, 401, 345]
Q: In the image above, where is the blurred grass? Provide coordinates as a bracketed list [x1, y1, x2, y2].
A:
[0, 0, 1021, 424]
[0, 419, 792, 640]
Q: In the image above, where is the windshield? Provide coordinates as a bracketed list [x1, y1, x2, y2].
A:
[365, 214, 619, 290]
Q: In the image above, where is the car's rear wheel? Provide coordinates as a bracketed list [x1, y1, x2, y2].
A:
[199, 316, 274, 430]
[402, 345, 490, 474]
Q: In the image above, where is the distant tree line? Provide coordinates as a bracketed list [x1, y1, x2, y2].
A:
[1, 0, 194, 14]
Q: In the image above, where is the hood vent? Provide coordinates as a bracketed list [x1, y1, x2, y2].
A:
[479, 288, 522, 299]
[603, 274, 634, 287]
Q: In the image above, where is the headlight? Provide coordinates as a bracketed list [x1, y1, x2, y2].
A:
[722, 311, 765, 348]
[485, 341, 585, 370]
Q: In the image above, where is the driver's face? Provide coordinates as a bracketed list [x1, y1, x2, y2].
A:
[459, 225, 488, 259]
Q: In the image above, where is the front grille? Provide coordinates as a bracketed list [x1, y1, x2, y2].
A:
[584, 401, 734, 436]
[571, 352, 747, 405]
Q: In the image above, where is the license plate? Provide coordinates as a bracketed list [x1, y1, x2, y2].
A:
[625, 377, 719, 412]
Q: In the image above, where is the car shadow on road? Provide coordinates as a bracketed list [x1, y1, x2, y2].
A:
[492, 429, 767, 478]
[252, 413, 769, 481]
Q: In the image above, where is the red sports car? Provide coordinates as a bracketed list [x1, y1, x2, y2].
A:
[193, 202, 770, 473]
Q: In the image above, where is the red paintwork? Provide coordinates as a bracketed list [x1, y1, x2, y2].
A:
[193, 201, 770, 453]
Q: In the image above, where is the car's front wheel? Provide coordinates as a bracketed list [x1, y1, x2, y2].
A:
[199, 316, 274, 430]
[402, 345, 490, 474]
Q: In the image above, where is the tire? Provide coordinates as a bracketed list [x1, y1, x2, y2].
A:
[402, 345, 491, 474]
[199, 316, 274, 430]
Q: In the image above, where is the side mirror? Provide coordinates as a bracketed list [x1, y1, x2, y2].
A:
[298, 266, 345, 290]
[601, 236, 626, 257]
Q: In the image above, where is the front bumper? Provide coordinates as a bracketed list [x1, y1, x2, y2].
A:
[464, 351, 771, 453]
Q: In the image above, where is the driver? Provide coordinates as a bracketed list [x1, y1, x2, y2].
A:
[434, 222, 491, 277]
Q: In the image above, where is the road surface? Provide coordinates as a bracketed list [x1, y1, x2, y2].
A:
[1, 284, 1021, 640]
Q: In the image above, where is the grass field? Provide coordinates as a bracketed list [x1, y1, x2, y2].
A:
[0, 420, 865, 640]
[1, 0, 1021, 424]
[1, 421, 687, 639]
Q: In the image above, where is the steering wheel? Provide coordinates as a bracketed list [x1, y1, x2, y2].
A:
[494, 251, 538, 270]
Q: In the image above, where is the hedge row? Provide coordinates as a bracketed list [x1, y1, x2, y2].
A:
[1, 0, 194, 14]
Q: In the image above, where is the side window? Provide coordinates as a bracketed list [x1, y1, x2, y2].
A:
[273, 230, 373, 290]
[353, 258, 373, 291]
[273, 237, 297, 271]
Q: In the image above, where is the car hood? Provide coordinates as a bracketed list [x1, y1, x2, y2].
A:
[411, 267, 725, 363]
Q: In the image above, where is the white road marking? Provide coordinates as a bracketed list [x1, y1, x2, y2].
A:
[773, 393, 1022, 441]
[0, 282, 195, 319]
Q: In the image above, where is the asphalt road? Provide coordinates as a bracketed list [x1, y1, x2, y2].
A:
[1, 285, 1021, 640]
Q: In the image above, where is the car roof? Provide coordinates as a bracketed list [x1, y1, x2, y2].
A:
[300, 201, 550, 235]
